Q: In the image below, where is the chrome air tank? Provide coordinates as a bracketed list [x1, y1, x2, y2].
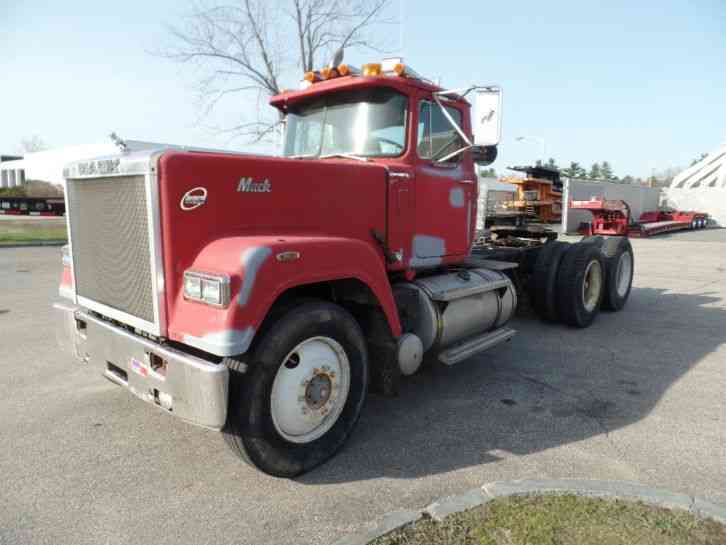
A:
[393, 268, 517, 353]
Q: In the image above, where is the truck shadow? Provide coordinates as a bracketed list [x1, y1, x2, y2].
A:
[299, 286, 726, 484]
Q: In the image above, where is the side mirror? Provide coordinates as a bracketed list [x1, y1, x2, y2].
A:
[471, 145, 498, 166]
[473, 87, 502, 146]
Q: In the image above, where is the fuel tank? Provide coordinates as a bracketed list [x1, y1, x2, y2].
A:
[393, 268, 517, 353]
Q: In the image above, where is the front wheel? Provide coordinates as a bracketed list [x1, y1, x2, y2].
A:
[224, 300, 368, 477]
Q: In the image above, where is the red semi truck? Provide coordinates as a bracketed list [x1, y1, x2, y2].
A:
[54, 57, 634, 477]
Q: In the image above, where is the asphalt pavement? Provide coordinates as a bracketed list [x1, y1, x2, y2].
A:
[1, 232, 725, 545]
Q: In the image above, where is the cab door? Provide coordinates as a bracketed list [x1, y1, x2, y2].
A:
[412, 100, 474, 264]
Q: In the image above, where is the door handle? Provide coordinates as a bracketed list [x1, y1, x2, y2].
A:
[389, 171, 412, 180]
[458, 179, 475, 185]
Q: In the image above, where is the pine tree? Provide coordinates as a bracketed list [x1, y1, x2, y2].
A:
[600, 161, 616, 181]
[589, 163, 602, 180]
[563, 161, 586, 179]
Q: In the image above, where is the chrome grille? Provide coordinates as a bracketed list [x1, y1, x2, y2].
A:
[67, 175, 155, 323]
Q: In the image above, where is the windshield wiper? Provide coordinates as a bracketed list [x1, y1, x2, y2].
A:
[319, 153, 368, 162]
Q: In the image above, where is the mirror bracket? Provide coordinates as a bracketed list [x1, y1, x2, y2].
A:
[432, 85, 502, 163]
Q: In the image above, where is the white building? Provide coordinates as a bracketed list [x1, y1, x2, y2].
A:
[0, 139, 174, 188]
[0, 155, 24, 188]
[665, 144, 726, 225]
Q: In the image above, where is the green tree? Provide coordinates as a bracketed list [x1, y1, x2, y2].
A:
[562, 161, 586, 179]
[0, 186, 27, 197]
[600, 161, 617, 182]
[535, 158, 559, 170]
[621, 175, 635, 184]
[588, 162, 602, 180]
[479, 167, 497, 178]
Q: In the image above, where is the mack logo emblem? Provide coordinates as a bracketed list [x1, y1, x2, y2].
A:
[237, 177, 271, 193]
[66, 158, 121, 177]
[180, 187, 208, 211]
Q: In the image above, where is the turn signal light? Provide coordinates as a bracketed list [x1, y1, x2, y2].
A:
[362, 63, 382, 76]
[320, 66, 336, 80]
[337, 64, 351, 76]
[393, 63, 406, 76]
[303, 71, 318, 83]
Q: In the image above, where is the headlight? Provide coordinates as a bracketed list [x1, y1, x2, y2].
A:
[183, 271, 230, 307]
[184, 274, 202, 299]
[201, 278, 221, 305]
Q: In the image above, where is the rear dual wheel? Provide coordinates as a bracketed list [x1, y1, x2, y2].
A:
[531, 241, 570, 321]
[532, 236, 633, 327]
[601, 237, 634, 311]
[556, 243, 606, 328]
[224, 300, 368, 478]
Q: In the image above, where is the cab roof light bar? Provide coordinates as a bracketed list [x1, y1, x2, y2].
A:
[299, 56, 423, 89]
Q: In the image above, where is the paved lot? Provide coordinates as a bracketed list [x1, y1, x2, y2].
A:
[1, 232, 725, 545]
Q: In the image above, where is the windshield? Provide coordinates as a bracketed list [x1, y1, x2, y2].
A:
[283, 88, 407, 158]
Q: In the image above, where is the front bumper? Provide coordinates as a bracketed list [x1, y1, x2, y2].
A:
[54, 302, 229, 430]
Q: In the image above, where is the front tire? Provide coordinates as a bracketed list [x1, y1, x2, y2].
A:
[224, 300, 368, 477]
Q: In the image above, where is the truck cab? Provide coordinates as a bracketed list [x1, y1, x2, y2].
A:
[272, 65, 497, 270]
[55, 57, 528, 477]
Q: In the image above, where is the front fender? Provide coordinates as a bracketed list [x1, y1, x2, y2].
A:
[168, 236, 401, 357]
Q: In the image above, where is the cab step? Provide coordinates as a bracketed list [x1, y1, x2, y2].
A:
[438, 327, 516, 366]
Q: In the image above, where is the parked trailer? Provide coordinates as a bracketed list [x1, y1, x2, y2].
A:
[0, 196, 66, 216]
[629, 210, 709, 237]
[570, 198, 708, 238]
[570, 199, 630, 236]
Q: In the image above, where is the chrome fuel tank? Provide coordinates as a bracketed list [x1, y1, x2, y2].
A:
[393, 268, 517, 352]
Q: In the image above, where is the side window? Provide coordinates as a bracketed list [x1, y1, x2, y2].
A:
[417, 101, 464, 163]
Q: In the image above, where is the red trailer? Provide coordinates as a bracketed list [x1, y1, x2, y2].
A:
[570, 199, 630, 236]
[629, 210, 709, 237]
[571, 198, 709, 238]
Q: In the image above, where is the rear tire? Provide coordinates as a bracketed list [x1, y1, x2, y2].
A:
[530, 241, 570, 322]
[556, 243, 606, 328]
[224, 300, 368, 478]
[602, 237, 634, 311]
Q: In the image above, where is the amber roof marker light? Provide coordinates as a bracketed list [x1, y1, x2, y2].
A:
[298, 54, 424, 89]
[362, 63, 382, 77]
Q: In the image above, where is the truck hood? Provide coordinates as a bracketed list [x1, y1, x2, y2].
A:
[157, 150, 389, 337]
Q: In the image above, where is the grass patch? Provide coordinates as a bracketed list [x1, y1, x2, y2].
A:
[0, 220, 67, 245]
[372, 494, 726, 545]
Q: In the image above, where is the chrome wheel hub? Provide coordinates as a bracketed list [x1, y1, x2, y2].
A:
[270, 337, 350, 444]
[616, 251, 633, 297]
[582, 260, 603, 312]
[305, 373, 333, 410]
